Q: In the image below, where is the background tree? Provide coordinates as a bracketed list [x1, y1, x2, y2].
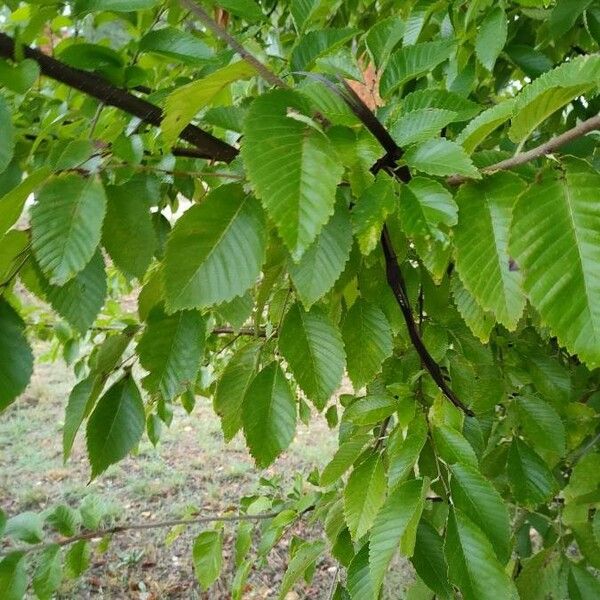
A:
[1, 0, 600, 598]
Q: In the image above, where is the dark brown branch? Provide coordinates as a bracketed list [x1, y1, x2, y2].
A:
[0, 32, 238, 163]
[447, 113, 600, 186]
[179, 0, 288, 90]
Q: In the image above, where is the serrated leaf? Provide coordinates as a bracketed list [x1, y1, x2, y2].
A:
[391, 108, 457, 147]
[5, 512, 44, 544]
[103, 181, 157, 279]
[0, 94, 14, 174]
[342, 300, 393, 389]
[344, 394, 398, 426]
[163, 183, 266, 311]
[0, 169, 50, 238]
[138, 27, 211, 63]
[65, 540, 90, 579]
[456, 100, 515, 154]
[0, 299, 33, 412]
[347, 543, 374, 600]
[31, 174, 106, 286]
[344, 454, 386, 540]
[137, 306, 205, 401]
[242, 362, 297, 468]
[192, 531, 222, 591]
[290, 28, 358, 72]
[41, 251, 107, 334]
[242, 90, 343, 260]
[475, 7, 507, 71]
[380, 39, 455, 97]
[278, 302, 345, 410]
[278, 540, 325, 599]
[509, 55, 600, 143]
[515, 394, 566, 456]
[387, 416, 428, 489]
[411, 521, 453, 600]
[454, 172, 526, 329]
[516, 546, 569, 599]
[445, 508, 517, 600]
[320, 435, 371, 486]
[405, 139, 480, 179]
[449, 463, 511, 564]
[402, 89, 481, 122]
[433, 424, 479, 468]
[351, 172, 397, 256]
[451, 276, 495, 342]
[365, 17, 405, 69]
[509, 159, 600, 368]
[550, 0, 594, 37]
[569, 563, 600, 600]
[289, 199, 353, 308]
[33, 544, 62, 600]
[0, 553, 27, 600]
[162, 62, 256, 145]
[46, 505, 79, 537]
[213, 341, 261, 441]
[86, 375, 145, 478]
[369, 478, 426, 594]
[507, 437, 557, 507]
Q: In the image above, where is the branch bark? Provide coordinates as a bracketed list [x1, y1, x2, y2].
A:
[447, 113, 600, 186]
[0, 33, 238, 163]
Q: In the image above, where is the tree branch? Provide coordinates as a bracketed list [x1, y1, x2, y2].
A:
[2, 511, 282, 557]
[179, 0, 289, 90]
[0, 32, 238, 163]
[447, 113, 600, 186]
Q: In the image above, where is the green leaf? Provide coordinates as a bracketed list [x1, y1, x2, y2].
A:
[31, 174, 106, 285]
[213, 341, 260, 441]
[138, 27, 211, 64]
[76, 0, 159, 12]
[242, 362, 297, 467]
[449, 463, 511, 564]
[242, 90, 343, 260]
[445, 508, 517, 600]
[278, 302, 345, 410]
[505, 45, 553, 79]
[41, 250, 107, 334]
[0, 59, 40, 94]
[432, 424, 479, 469]
[86, 374, 146, 478]
[0, 168, 50, 237]
[387, 416, 428, 489]
[46, 505, 80, 537]
[137, 306, 205, 401]
[507, 437, 557, 507]
[569, 563, 600, 600]
[369, 478, 426, 594]
[550, 0, 593, 36]
[0, 94, 15, 173]
[405, 139, 480, 179]
[516, 546, 568, 599]
[342, 300, 393, 389]
[451, 276, 495, 343]
[320, 435, 371, 486]
[365, 17, 405, 69]
[163, 184, 266, 311]
[510, 159, 600, 368]
[402, 89, 481, 122]
[391, 108, 457, 147]
[0, 553, 27, 600]
[454, 172, 526, 329]
[5, 512, 44, 544]
[509, 55, 600, 143]
[515, 394, 566, 456]
[103, 181, 157, 279]
[278, 540, 326, 599]
[380, 39, 455, 97]
[215, 0, 263, 21]
[344, 394, 398, 426]
[456, 100, 515, 154]
[411, 521, 453, 600]
[0, 299, 33, 412]
[64, 541, 90, 579]
[290, 28, 358, 72]
[351, 172, 397, 256]
[344, 454, 386, 540]
[347, 543, 374, 600]
[475, 7, 507, 71]
[162, 62, 256, 145]
[289, 199, 352, 308]
[192, 531, 223, 591]
[33, 544, 62, 600]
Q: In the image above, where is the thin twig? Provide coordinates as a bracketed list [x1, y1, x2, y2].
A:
[179, 0, 288, 89]
[447, 113, 600, 186]
[2, 511, 282, 557]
